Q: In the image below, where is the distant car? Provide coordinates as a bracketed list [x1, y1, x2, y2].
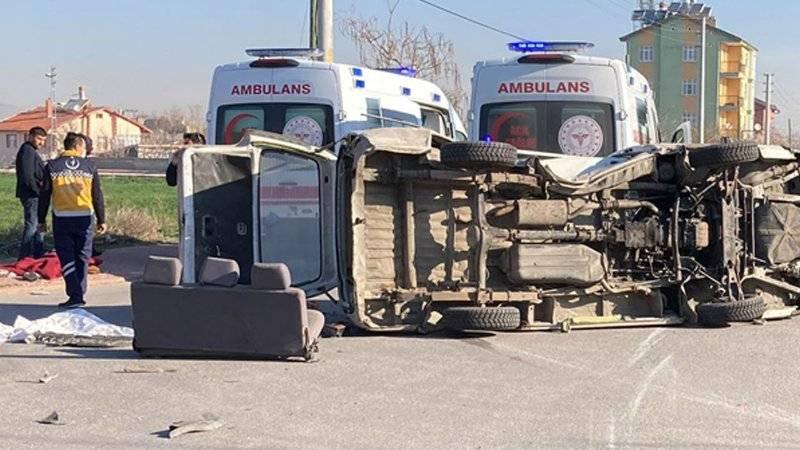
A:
[178, 129, 800, 332]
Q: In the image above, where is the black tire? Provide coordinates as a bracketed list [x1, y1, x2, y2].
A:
[697, 296, 766, 327]
[688, 142, 759, 168]
[440, 141, 518, 170]
[442, 306, 521, 331]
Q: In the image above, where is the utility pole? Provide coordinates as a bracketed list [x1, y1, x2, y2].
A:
[764, 73, 774, 145]
[699, 16, 707, 144]
[45, 65, 57, 152]
[309, 0, 334, 62]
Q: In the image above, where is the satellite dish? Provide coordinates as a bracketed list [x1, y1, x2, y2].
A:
[754, 123, 763, 132]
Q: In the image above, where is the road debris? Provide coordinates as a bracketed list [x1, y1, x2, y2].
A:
[116, 365, 177, 374]
[37, 411, 65, 425]
[29, 290, 50, 296]
[168, 413, 223, 438]
[38, 371, 59, 384]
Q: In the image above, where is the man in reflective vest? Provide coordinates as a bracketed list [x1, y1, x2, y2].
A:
[38, 132, 107, 308]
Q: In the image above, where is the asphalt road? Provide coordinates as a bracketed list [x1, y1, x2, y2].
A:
[1, 283, 800, 449]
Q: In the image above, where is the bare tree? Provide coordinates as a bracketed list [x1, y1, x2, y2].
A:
[340, 1, 468, 117]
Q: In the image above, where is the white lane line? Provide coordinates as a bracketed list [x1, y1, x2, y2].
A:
[627, 328, 666, 368]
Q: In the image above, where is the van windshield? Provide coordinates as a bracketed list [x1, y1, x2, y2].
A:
[217, 103, 334, 146]
[479, 101, 615, 157]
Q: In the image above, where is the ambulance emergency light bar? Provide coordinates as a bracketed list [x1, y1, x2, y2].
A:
[246, 48, 324, 59]
[376, 67, 417, 77]
[508, 41, 594, 53]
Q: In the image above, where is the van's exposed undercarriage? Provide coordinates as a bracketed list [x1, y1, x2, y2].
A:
[338, 131, 800, 332]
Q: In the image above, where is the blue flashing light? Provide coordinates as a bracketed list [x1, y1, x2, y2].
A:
[507, 41, 595, 53]
[432, 93, 442, 102]
[355, 79, 366, 89]
[402, 87, 411, 96]
[352, 67, 363, 76]
[481, 135, 493, 142]
[377, 67, 417, 77]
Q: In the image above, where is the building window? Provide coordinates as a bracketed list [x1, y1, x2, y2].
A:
[5, 134, 18, 149]
[682, 113, 698, 127]
[682, 45, 698, 62]
[96, 113, 103, 119]
[639, 46, 654, 63]
[682, 79, 698, 96]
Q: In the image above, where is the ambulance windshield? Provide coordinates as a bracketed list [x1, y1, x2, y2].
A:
[479, 101, 615, 157]
[217, 103, 334, 146]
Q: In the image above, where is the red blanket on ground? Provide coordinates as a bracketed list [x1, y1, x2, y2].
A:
[0, 252, 102, 280]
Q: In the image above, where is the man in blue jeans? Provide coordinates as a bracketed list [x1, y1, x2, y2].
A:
[38, 133, 107, 308]
[15, 127, 48, 260]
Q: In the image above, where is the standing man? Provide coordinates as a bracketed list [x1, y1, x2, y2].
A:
[165, 132, 206, 187]
[15, 127, 48, 260]
[38, 132, 107, 308]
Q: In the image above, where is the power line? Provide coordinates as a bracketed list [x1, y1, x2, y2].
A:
[417, 0, 530, 42]
[582, 0, 624, 19]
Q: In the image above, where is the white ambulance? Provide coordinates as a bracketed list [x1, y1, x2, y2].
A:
[206, 48, 467, 146]
[469, 41, 670, 158]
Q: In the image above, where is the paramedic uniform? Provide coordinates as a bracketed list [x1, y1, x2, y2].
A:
[38, 149, 105, 303]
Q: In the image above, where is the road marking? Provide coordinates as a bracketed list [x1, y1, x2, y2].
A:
[629, 354, 674, 421]
[627, 328, 666, 368]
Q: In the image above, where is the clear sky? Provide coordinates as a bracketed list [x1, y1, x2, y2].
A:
[1, 0, 797, 128]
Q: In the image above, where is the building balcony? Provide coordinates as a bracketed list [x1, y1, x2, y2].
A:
[720, 61, 746, 77]
[719, 95, 742, 112]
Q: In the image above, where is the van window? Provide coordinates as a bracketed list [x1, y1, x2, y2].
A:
[636, 98, 652, 144]
[259, 151, 321, 284]
[480, 101, 615, 157]
[217, 103, 334, 145]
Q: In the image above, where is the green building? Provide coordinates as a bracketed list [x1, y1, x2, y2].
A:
[620, 4, 757, 142]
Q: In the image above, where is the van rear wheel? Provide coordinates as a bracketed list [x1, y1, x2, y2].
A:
[440, 141, 518, 170]
[443, 306, 521, 331]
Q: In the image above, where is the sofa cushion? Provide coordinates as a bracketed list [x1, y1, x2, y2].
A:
[200, 257, 240, 287]
[251, 263, 292, 290]
[143, 256, 182, 286]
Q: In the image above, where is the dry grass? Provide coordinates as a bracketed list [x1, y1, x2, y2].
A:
[105, 206, 164, 243]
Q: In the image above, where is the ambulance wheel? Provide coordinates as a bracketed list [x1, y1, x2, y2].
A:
[440, 141, 518, 170]
[688, 142, 759, 168]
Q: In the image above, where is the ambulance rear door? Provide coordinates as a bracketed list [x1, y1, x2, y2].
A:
[211, 63, 340, 148]
[472, 57, 621, 158]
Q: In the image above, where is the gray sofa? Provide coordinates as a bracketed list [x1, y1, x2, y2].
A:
[131, 257, 324, 361]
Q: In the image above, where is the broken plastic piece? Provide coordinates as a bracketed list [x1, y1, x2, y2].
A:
[37, 411, 65, 425]
[168, 413, 223, 438]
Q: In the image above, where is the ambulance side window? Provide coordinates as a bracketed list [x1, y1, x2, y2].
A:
[365, 98, 383, 127]
[636, 98, 651, 144]
[420, 106, 453, 137]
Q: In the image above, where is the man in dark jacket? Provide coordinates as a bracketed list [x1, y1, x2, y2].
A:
[165, 132, 205, 187]
[39, 132, 107, 308]
[15, 127, 48, 260]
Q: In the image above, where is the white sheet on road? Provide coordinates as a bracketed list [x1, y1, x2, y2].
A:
[0, 309, 134, 344]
